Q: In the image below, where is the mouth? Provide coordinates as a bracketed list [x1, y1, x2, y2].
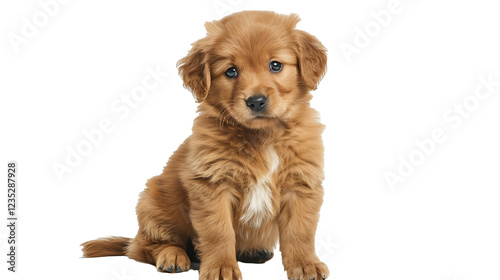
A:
[250, 110, 273, 118]
[251, 114, 277, 121]
[238, 110, 282, 129]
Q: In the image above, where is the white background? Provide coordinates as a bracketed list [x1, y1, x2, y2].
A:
[1, 0, 500, 279]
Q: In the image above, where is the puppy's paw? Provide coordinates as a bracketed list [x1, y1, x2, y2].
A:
[286, 261, 329, 280]
[199, 262, 242, 280]
[156, 245, 191, 273]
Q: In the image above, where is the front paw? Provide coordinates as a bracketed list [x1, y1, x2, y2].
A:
[156, 245, 191, 273]
[199, 261, 242, 280]
[285, 261, 329, 280]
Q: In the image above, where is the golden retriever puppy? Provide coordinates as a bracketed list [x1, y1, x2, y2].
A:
[82, 10, 328, 280]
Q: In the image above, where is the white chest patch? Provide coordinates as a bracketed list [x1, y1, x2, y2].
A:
[240, 146, 280, 228]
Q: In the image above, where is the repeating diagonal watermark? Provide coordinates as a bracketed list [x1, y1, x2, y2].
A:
[51, 64, 170, 182]
[385, 74, 500, 191]
[315, 231, 340, 263]
[7, 0, 70, 54]
[443, 277, 460, 280]
[340, 0, 417, 63]
[109, 266, 135, 280]
[212, 0, 244, 18]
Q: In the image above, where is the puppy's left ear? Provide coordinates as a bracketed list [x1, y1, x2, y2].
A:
[294, 30, 327, 90]
[177, 39, 211, 103]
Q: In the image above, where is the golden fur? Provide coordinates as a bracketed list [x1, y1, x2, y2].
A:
[82, 10, 328, 280]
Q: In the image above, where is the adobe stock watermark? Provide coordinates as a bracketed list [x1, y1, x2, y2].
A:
[109, 267, 135, 280]
[51, 64, 169, 182]
[7, 0, 70, 54]
[385, 74, 500, 191]
[340, 0, 416, 63]
[212, 0, 243, 18]
[315, 231, 340, 264]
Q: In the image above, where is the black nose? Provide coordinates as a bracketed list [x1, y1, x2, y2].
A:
[246, 94, 267, 112]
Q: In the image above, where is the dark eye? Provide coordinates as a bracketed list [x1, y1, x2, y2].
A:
[269, 61, 283, 73]
[225, 67, 238, 78]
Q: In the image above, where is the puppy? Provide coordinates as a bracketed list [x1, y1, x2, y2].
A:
[82, 10, 328, 280]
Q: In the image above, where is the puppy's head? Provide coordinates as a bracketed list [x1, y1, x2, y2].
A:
[177, 11, 327, 129]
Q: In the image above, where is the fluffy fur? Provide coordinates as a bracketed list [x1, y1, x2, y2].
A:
[82, 11, 328, 280]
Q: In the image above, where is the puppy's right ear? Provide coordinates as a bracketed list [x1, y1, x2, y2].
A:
[177, 39, 211, 103]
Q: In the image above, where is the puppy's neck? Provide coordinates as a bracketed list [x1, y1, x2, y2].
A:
[220, 116, 282, 145]
[194, 116, 284, 151]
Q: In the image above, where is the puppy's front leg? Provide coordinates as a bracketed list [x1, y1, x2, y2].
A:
[279, 185, 329, 280]
[190, 185, 241, 280]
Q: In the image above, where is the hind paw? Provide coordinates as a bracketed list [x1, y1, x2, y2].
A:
[237, 249, 274, 263]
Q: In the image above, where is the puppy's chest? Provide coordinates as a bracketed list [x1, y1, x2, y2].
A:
[239, 146, 280, 228]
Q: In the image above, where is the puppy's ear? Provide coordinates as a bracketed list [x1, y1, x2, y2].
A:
[294, 30, 327, 90]
[177, 39, 211, 103]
